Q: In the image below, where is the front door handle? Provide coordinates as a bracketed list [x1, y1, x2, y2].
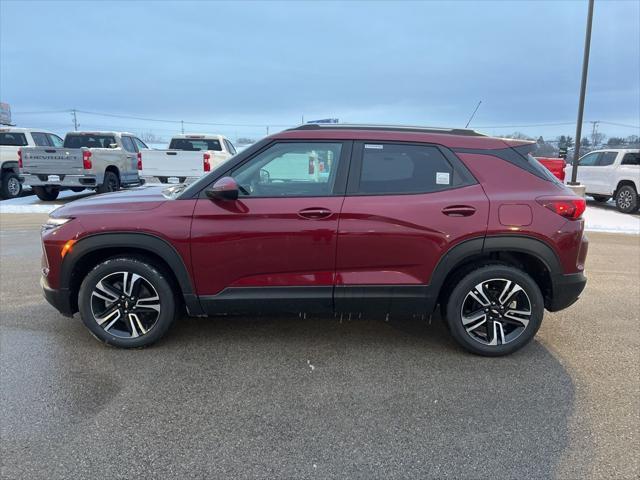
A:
[298, 207, 333, 219]
[442, 205, 476, 217]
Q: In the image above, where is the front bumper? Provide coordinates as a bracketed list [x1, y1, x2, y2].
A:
[41, 276, 75, 317]
[548, 272, 587, 312]
[21, 173, 101, 188]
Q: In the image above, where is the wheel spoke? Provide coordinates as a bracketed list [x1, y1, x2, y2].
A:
[122, 272, 142, 297]
[462, 309, 486, 326]
[498, 281, 523, 306]
[470, 283, 492, 306]
[465, 317, 486, 333]
[504, 309, 530, 328]
[95, 305, 121, 326]
[135, 295, 160, 312]
[93, 280, 121, 303]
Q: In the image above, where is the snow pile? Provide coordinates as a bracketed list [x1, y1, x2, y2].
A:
[583, 202, 640, 234]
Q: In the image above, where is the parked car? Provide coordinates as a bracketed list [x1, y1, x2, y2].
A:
[566, 148, 640, 213]
[40, 124, 588, 356]
[0, 127, 64, 199]
[20, 131, 148, 201]
[139, 134, 236, 183]
[536, 157, 566, 182]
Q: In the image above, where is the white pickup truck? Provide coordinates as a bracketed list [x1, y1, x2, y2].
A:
[139, 134, 236, 183]
[566, 148, 640, 213]
[0, 127, 64, 199]
[20, 131, 148, 201]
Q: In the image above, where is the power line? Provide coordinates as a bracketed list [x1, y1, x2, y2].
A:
[599, 121, 640, 130]
[476, 122, 576, 128]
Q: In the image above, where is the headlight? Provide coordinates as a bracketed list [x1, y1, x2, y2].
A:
[42, 217, 73, 232]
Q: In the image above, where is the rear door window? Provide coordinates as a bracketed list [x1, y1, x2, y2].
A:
[31, 132, 51, 146]
[352, 143, 474, 195]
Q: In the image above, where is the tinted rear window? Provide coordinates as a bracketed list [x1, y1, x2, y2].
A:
[622, 152, 640, 165]
[169, 138, 222, 151]
[0, 132, 27, 146]
[64, 135, 116, 148]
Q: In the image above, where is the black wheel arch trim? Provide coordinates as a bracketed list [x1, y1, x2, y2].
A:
[427, 234, 563, 312]
[60, 232, 205, 316]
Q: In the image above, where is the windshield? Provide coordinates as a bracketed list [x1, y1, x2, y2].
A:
[169, 138, 222, 151]
[64, 135, 116, 149]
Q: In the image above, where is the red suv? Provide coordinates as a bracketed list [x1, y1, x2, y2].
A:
[41, 124, 588, 356]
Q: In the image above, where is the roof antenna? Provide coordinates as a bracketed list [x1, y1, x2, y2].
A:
[465, 100, 482, 128]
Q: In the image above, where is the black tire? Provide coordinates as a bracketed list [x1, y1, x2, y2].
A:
[179, 177, 186, 183]
[591, 195, 610, 203]
[0, 172, 22, 199]
[70, 187, 85, 193]
[158, 177, 168, 184]
[445, 264, 544, 356]
[78, 257, 177, 348]
[33, 186, 59, 201]
[615, 185, 638, 214]
[97, 171, 120, 194]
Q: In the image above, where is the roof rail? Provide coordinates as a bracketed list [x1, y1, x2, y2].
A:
[288, 123, 486, 137]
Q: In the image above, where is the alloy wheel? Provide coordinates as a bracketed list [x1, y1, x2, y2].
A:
[90, 271, 161, 339]
[618, 190, 633, 210]
[460, 278, 532, 346]
[7, 177, 20, 196]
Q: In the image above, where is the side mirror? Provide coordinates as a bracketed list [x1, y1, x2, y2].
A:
[205, 176, 239, 201]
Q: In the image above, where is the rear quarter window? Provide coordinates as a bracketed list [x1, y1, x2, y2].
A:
[622, 153, 640, 166]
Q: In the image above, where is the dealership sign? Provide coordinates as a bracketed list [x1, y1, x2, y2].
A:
[0, 102, 11, 125]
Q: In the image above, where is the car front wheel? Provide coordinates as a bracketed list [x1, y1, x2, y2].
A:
[78, 257, 176, 348]
[445, 264, 544, 356]
[1, 172, 22, 199]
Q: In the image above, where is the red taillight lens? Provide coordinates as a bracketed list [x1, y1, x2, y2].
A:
[537, 196, 586, 220]
[82, 150, 92, 169]
[17, 148, 23, 168]
[137, 152, 143, 170]
[203, 152, 211, 172]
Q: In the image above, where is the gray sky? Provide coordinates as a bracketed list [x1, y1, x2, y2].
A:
[1, 0, 638, 141]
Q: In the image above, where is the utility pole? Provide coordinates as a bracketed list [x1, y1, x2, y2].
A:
[570, 0, 595, 185]
[71, 109, 79, 131]
[181, 120, 184, 134]
[266, 125, 270, 136]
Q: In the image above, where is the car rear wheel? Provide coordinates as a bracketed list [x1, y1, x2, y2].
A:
[97, 171, 120, 194]
[78, 257, 176, 348]
[445, 265, 544, 356]
[615, 185, 638, 214]
[158, 177, 168, 184]
[0, 172, 22, 199]
[33, 186, 59, 201]
[591, 195, 610, 203]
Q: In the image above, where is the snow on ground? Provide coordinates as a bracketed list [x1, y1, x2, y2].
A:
[1, 190, 639, 234]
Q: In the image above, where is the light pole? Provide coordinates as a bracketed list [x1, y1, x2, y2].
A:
[570, 0, 595, 185]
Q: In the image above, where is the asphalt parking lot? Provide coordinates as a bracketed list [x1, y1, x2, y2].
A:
[1, 214, 638, 479]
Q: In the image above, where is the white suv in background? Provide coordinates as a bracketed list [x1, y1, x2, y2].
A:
[567, 149, 640, 213]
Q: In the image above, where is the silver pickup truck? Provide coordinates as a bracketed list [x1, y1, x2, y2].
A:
[20, 131, 148, 201]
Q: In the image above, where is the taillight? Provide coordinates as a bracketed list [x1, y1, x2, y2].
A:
[137, 152, 143, 170]
[17, 148, 22, 168]
[537, 196, 586, 220]
[203, 152, 211, 172]
[82, 151, 92, 169]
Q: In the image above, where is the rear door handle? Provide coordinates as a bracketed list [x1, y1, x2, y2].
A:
[298, 207, 333, 219]
[442, 205, 476, 217]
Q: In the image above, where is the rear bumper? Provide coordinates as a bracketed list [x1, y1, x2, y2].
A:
[41, 277, 75, 317]
[21, 173, 101, 188]
[548, 272, 587, 312]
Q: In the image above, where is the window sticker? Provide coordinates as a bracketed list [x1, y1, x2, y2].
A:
[436, 172, 450, 185]
[364, 144, 383, 149]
